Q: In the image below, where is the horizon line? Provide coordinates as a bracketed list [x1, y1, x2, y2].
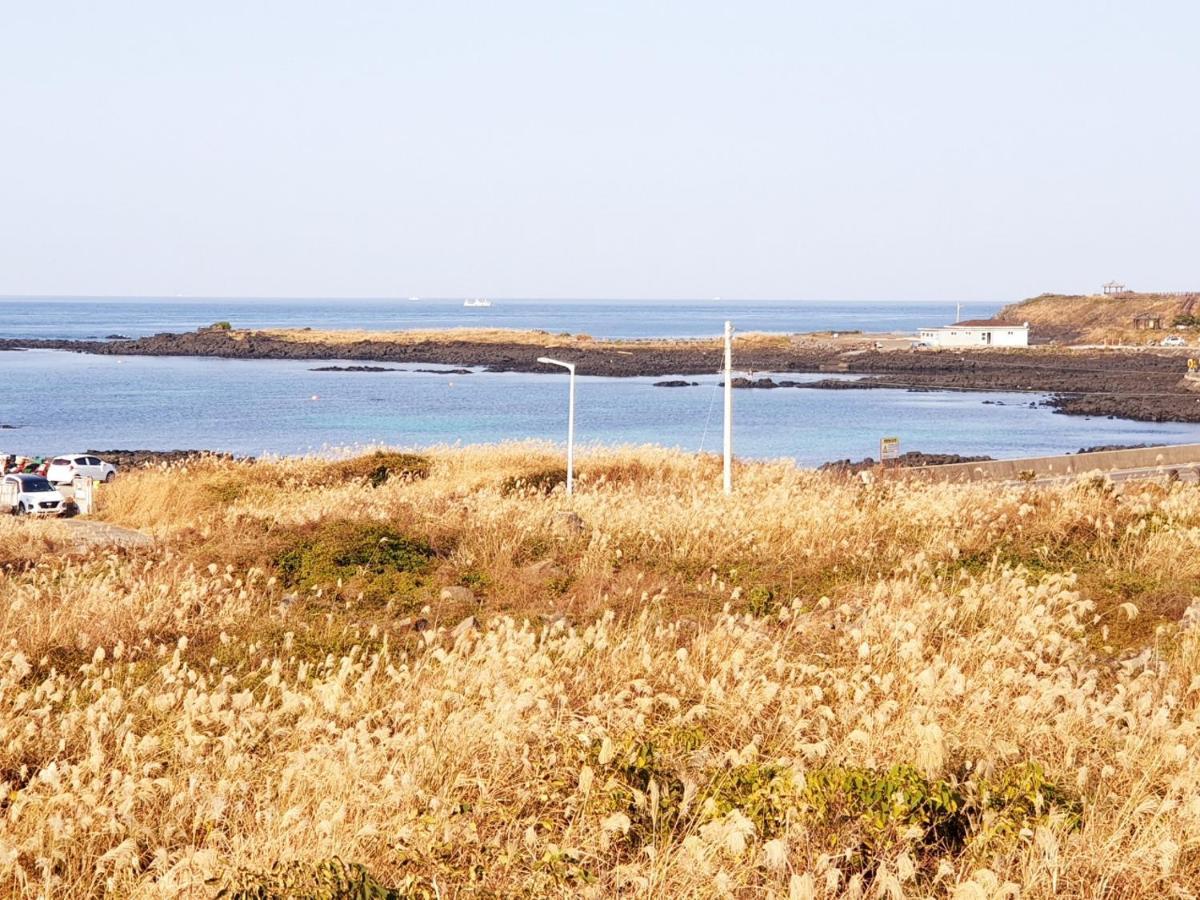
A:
[0, 293, 1009, 304]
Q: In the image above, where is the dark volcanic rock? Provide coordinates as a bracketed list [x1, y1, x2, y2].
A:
[0, 424, 17, 430]
[85, 449, 243, 468]
[1075, 443, 1163, 454]
[105, 334, 132, 340]
[413, 368, 473, 375]
[722, 377, 781, 389]
[820, 451, 994, 474]
[310, 365, 402, 372]
[654, 380, 698, 387]
[795, 378, 881, 390]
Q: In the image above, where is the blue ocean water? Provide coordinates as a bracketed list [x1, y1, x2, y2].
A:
[4, 297, 1197, 464]
[5, 350, 1200, 465]
[0, 296, 998, 341]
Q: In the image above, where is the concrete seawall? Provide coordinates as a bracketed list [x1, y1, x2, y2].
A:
[905, 443, 1200, 482]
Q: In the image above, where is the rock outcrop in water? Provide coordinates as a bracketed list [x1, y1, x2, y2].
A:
[310, 365, 402, 372]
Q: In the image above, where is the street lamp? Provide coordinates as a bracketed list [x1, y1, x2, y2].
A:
[537, 356, 576, 495]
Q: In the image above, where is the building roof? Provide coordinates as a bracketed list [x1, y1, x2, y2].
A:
[926, 319, 1027, 329]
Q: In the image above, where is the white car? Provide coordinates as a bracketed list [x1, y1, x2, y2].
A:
[2, 474, 67, 516]
[1162, 335, 1187, 347]
[46, 454, 118, 485]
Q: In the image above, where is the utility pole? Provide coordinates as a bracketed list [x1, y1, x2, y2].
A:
[537, 357, 576, 495]
[723, 320, 733, 495]
[956, 302, 962, 323]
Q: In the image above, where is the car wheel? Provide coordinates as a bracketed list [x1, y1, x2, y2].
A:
[104, 471, 115, 483]
[15, 503, 25, 517]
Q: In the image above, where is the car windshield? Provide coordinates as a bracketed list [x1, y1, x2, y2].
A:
[18, 477, 54, 492]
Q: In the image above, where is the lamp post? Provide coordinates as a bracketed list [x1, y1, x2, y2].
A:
[537, 356, 576, 495]
[723, 320, 733, 495]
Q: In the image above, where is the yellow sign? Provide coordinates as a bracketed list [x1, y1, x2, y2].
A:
[880, 436, 901, 461]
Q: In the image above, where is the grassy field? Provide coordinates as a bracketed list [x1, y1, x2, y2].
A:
[999, 292, 1200, 345]
[2, 446, 1200, 896]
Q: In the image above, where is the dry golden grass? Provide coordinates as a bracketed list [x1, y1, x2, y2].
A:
[240, 327, 799, 352]
[2, 446, 1200, 896]
[1001, 292, 1198, 345]
[252, 327, 587, 346]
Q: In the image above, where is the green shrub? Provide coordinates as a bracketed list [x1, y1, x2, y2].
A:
[978, 761, 1083, 838]
[705, 762, 798, 837]
[801, 762, 1082, 867]
[604, 739, 690, 844]
[213, 857, 405, 899]
[802, 764, 971, 855]
[500, 467, 567, 496]
[459, 570, 492, 592]
[325, 452, 431, 487]
[204, 478, 247, 506]
[210, 321, 233, 331]
[745, 585, 777, 616]
[275, 520, 434, 605]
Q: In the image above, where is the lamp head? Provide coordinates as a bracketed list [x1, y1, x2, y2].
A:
[537, 356, 574, 371]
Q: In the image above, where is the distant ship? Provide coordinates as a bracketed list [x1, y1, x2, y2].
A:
[463, 298, 493, 308]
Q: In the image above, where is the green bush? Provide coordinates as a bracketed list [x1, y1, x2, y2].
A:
[500, 467, 567, 496]
[210, 321, 233, 331]
[204, 478, 247, 505]
[745, 585, 777, 616]
[213, 857, 406, 899]
[275, 520, 434, 605]
[801, 762, 1082, 866]
[802, 764, 971, 855]
[325, 452, 432, 488]
[602, 738, 690, 844]
[705, 762, 799, 837]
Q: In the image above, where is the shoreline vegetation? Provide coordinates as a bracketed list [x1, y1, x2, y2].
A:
[4, 320, 1200, 422]
[3, 444, 1200, 895]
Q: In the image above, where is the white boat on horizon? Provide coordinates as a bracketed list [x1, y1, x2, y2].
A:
[463, 298, 493, 308]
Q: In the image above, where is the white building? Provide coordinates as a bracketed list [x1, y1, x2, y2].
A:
[917, 319, 1029, 348]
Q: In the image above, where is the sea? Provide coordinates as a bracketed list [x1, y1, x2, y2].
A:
[5, 297, 1200, 465]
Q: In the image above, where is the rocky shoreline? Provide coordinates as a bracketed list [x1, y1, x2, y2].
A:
[84, 449, 241, 468]
[819, 451, 995, 474]
[4, 330, 1199, 423]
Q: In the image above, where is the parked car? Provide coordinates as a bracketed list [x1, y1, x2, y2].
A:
[1162, 335, 1187, 347]
[2, 474, 66, 516]
[46, 454, 118, 485]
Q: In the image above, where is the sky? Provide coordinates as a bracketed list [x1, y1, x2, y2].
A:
[0, 1, 1197, 302]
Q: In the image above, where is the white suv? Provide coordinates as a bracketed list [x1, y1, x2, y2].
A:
[3, 474, 66, 516]
[46, 454, 118, 485]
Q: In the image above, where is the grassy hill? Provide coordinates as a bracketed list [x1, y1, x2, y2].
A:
[3, 446, 1199, 895]
[999, 291, 1200, 344]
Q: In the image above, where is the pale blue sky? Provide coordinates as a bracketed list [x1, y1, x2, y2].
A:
[1, 2, 1196, 301]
